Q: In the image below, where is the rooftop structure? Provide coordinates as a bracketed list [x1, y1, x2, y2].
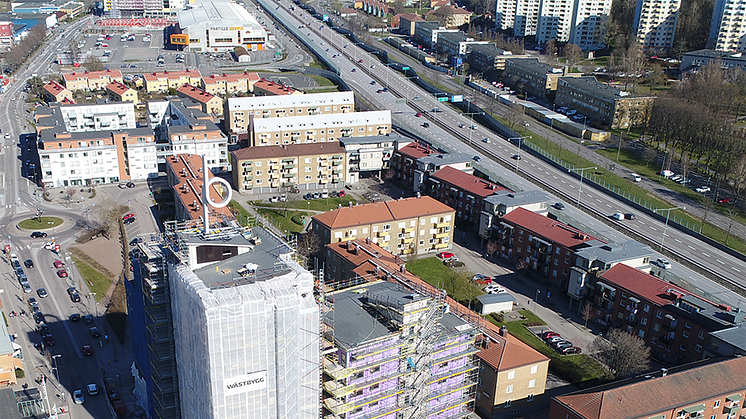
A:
[62, 69, 123, 91]
[166, 154, 234, 223]
[253, 78, 302, 96]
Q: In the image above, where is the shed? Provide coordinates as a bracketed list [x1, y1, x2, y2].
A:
[233, 46, 250, 63]
[477, 293, 515, 314]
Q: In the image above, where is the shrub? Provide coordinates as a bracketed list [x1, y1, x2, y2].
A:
[15, 368, 24, 379]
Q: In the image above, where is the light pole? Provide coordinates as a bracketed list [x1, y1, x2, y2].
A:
[658, 150, 668, 181]
[569, 166, 597, 207]
[653, 206, 685, 250]
[89, 292, 97, 317]
[51, 354, 61, 382]
[464, 112, 482, 144]
[533, 289, 540, 313]
[508, 136, 532, 172]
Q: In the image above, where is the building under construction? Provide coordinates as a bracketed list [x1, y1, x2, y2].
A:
[127, 217, 320, 419]
[321, 279, 480, 419]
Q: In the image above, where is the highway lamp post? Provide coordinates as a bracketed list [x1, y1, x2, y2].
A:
[464, 112, 482, 144]
[51, 354, 61, 382]
[653, 206, 685, 251]
[568, 166, 597, 207]
[658, 150, 668, 181]
[508, 136, 532, 173]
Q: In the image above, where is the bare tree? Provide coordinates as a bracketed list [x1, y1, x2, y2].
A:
[83, 56, 105, 72]
[297, 232, 321, 259]
[95, 198, 127, 238]
[730, 155, 746, 205]
[545, 40, 557, 62]
[432, 7, 454, 27]
[505, 108, 522, 130]
[581, 301, 594, 327]
[562, 43, 583, 69]
[486, 240, 498, 258]
[64, 188, 76, 205]
[591, 328, 651, 379]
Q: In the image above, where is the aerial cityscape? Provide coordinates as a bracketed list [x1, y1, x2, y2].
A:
[0, 0, 745, 417]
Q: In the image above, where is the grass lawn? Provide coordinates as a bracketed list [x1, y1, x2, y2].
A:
[308, 74, 335, 87]
[255, 207, 309, 234]
[405, 257, 483, 307]
[490, 310, 608, 386]
[18, 216, 63, 230]
[72, 256, 111, 302]
[228, 200, 253, 226]
[252, 196, 357, 212]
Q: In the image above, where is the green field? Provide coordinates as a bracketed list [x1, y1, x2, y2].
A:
[18, 216, 63, 230]
[72, 257, 111, 302]
[406, 257, 482, 307]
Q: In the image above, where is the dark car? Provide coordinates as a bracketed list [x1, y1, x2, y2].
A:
[130, 237, 143, 246]
[553, 203, 565, 210]
[30, 231, 48, 238]
[473, 155, 481, 162]
[67, 287, 77, 295]
[123, 217, 136, 225]
[126, 182, 135, 188]
[82, 345, 93, 356]
[34, 312, 45, 324]
[70, 313, 81, 322]
[43, 334, 56, 346]
[70, 292, 81, 303]
[36, 324, 50, 335]
[422, 122, 429, 128]
[24, 259, 34, 268]
[89, 327, 101, 338]
[624, 213, 635, 220]
[83, 315, 93, 324]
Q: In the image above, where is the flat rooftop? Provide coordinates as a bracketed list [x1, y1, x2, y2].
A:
[507, 57, 562, 75]
[559, 76, 655, 101]
[575, 240, 652, 264]
[484, 189, 547, 208]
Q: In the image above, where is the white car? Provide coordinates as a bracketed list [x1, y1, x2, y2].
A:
[73, 389, 84, 404]
[696, 186, 711, 193]
[655, 258, 672, 269]
[612, 212, 624, 220]
[87, 383, 98, 395]
[484, 285, 506, 294]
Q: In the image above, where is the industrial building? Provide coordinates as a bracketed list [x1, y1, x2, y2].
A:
[170, 0, 267, 52]
[128, 218, 319, 419]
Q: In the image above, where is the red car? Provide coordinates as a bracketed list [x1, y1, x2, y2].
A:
[542, 331, 560, 340]
[415, 112, 422, 117]
[122, 213, 135, 221]
[718, 197, 731, 204]
[82, 345, 93, 356]
[338, 190, 345, 197]
[57, 269, 68, 278]
[53, 260, 65, 269]
[472, 274, 492, 285]
[437, 252, 455, 261]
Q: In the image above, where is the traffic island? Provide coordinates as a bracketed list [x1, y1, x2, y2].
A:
[17, 216, 64, 230]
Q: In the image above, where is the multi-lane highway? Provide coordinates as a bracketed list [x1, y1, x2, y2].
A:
[259, 0, 746, 308]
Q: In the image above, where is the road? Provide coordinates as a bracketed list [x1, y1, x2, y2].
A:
[261, 0, 746, 308]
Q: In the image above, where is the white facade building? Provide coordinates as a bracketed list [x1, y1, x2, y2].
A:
[176, 0, 267, 52]
[251, 110, 392, 146]
[708, 0, 746, 51]
[632, 0, 681, 50]
[57, 102, 137, 132]
[513, 0, 540, 36]
[168, 226, 320, 419]
[568, 0, 612, 50]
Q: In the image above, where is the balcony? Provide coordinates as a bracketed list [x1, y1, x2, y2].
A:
[436, 222, 450, 228]
[660, 334, 674, 344]
[435, 232, 449, 239]
[282, 163, 296, 169]
[282, 173, 295, 178]
[625, 318, 638, 326]
[332, 160, 342, 166]
[663, 322, 677, 331]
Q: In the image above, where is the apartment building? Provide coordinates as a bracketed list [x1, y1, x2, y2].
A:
[588, 264, 740, 364]
[633, 0, 681, 50]
[566, 240, 653, 310]
[323, 280, 479, 419]
[143, 70, 203, 93]
[105, 80, 138, 103]
[514, 0, 540, 36]
[425, 166, 509, 231]
[680, 48, 746, 72]
[708, 0, 746, 51]
[35, 101, 137, 134]
[505, 58, 575, 99]
[200, 71, 260, 95]
[42, 80, 73, 103]
[250, 111, 392, 147]
[230, 142, 347, 193]
[703, 323, 746, 358]
[253, 79, 302, 96]
[165, 154, 233, 223]
[398, 12, 424, 35]
[424, 5, 472, 27]
[391, 141, 436, 187]
[478, 190, 549, 241]
[536, 0, 576, 42]
[496, 0, 519, 31]
[476, 327, 550, 419]
[466, 43, 519, 72]
[437, 31, 490, 56]
[162, 100, 228, 172]
[549, 357, 746, 419]
[412, 152, 474, 192]
[323, 238, 407, 289]
[555, 76, 656, 129]
[225, 91, 355, 137]
[413, 21, 460, 49]
[567, 0, 613, 50]
[312, 196, 456, 255]
[62, 69, 123, 91]
[176, 84, 223, 116]
[496, 207, 603, 288]
[337, 133, 405, 184]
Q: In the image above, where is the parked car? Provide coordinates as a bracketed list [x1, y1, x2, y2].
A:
[545, 336, 564, 344]
[82, 345, 93, 356]
[472, 274, 492, 285]
[484, 284, 505, 294]
[559, 346, 582, 355]
[123, 217, 136, 225]
[718, 197, 731, 204]
[696, 186, 711, 193]
[445, 260, 465, 268]
[542, 331, 560, 339]
[554, 340, 574, 349]
[337, 190, 345, 197]
[83, 315, 93, 324]
[70, 292, 81, 303]
[89, 327, 101, 338]
[73, 390, 84, 404]
[436, 252, 455, 261]
[87, 383, 98, 396]
[70, 313, 81, 322]
[122, 213, 135, 221]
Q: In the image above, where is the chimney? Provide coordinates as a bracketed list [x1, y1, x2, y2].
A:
[400, 265, 406, 273]
[366, 237, 371, 244]
[661, 368, 668, 377]
[500, 326, 508, 336]
[354, 244, 359, 255]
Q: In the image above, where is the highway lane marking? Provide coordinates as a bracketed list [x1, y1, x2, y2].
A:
[552, 176, 557, 179]
[734, 267, 741, 272]
[716, 259, 724, 265]
[674, 239, 682, 243]
[703, 253, 710, 257]
[638, 221, 644, 224]
[688, 246, 696, 250]
[596, 199, 602, 203]
[650, 226, 657, 231]
[606, 204, 612, 208]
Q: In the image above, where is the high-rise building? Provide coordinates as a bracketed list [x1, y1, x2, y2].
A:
[128, 219, 320, 419]
[707, 0, 746, 51]
[632, 0, 681, 50]
[568, 0, 613, 50]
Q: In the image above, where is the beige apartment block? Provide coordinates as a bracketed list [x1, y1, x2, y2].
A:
[311, 196, 456, 255]
[176, 84, 223, 116]
[251, 110, 391, 147]
[143, 70, 203, 93]
[225, 91, 355, 135]
[230, 142, 348, 193]
[62, 69, 124, 91]
[105, 81, 139, 103]
[200, 72, 261, 95]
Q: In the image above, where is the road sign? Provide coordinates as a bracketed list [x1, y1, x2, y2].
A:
[437, 97, 448, 102]
[402, 66, 410, 70]
[451, 95, 464, 103]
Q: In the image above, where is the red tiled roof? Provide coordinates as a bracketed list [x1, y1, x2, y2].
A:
[62, 69, 123, 82]
[502, 207, 604, 248]
[553, 357, 746, 419]
[43, 80, 68, 96]
[254, 78, 300, 95]
[599, 264, 691, 306]
[477, 331, 550, 371]
[202, 71, 260, 85]
[177, 84, 218, 104]
[167, 154, 233, 222]
[396, 142, 435, 159]
[143, 69, 202, 82]
[431, 166, 508, 197]
[398, 12, 425, 22]
[105, 80, 134, 95]
[313, 196, 454, 229]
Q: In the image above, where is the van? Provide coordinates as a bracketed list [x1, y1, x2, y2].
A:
[631, 173, 642, 182]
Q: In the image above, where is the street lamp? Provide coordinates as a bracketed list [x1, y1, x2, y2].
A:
[464, 112, 483, 144]
[508, 136, 532, 172]
[568, 166, 597, 207]
[533, 289, 540, 313]
[89, 292, 97, 317]
[51, 354, 61, 382]
[653, 206, 685, 250]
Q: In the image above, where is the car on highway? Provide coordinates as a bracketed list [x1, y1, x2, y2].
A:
[473, 155, 481, 162]
[82, 345, 93, 356]
[30, 231, 47, 238]
[43, 333, 55, 346]
[370, 80, 376, 85]
[89, 327, 101, 338]
[718, 197, 731, 203]
[57, 269, 68, 278]
[696, 186, 711, 193]
[73, 390, 84, 404]
[459, 123, 466, 128]
[553, 202, 565, 210]
[53, 260, 64, 269]
[655, 258, 672, 269]
[624, 213, 635, 220]
[482, 138, 490, 143]
[512, 154, 521, 160]
[415, 112, 421, 117]
[70, 313, 81, 322]
[36, 288, 48, 298]
[436, 252, 456, 261]
[83, 315, 93, 324]
[422, 122, 429, 128]
[612, 212, 624, 220]
[24, 259, 34, 268]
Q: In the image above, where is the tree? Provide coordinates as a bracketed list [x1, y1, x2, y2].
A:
[297, 232, 321, 259]
[64, 188, 76, 205]
[581, 301, 594, 327]
[647, 64, 667, 90]
[591, 328, 651, 379]
[432, 7, 453, 26]
[95, 198, 127, 237]
[562, 43, 583, 69]
[83, 56, 105, 72]
[486, 240, 498, 258]
[545, 40, 557, 61]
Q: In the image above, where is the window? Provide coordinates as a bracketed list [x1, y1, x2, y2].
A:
[507, 371, 515, 380]
[506, 385, 513, 394]
[679, 343, 686, 351]
[714, 400, 720, 408]
[530, 365, 538, 374]
[505, 400, 511, 408]
[682, 330, 689, 338]
[684, 322, 691, 329]
[653, 323, 660, 332]
[641, 317, 647, 325]
[528, 379, 536, 388]
[638, 330, 645, 338]
[643, 304, 650, 313]
[527, 394, 534, 402]
[695, 344, 702, 353]
[698, 330, 705, 339]
[656, 310, 662, 319]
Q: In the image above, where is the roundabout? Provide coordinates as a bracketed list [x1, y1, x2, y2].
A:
[17, 216, 64, 230]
